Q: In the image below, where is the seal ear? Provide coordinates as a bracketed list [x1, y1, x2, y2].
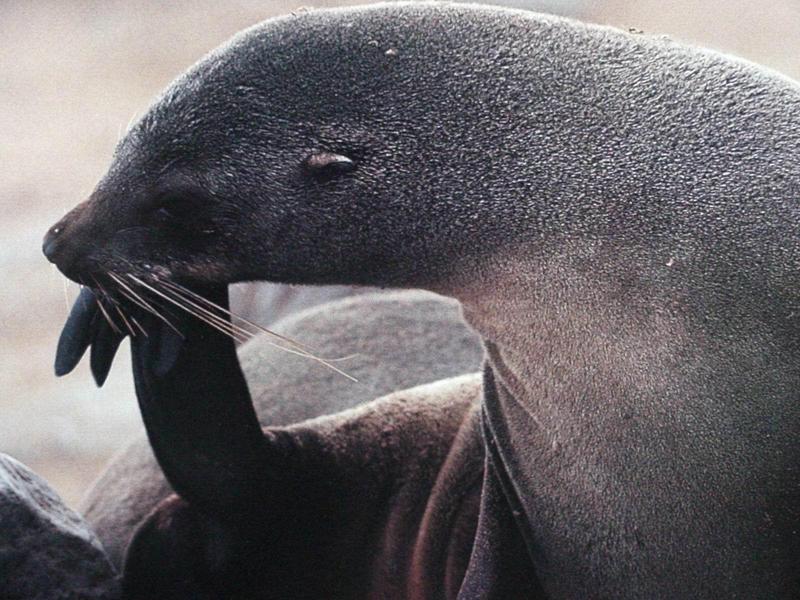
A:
[303, 152, 356, 177]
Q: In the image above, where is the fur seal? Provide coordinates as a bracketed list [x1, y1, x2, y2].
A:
[44, 2, 800, 597]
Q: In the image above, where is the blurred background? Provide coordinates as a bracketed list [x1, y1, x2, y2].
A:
[1, 0, 798, 508]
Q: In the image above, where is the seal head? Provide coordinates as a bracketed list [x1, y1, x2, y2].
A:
[43, 5, 521, 289]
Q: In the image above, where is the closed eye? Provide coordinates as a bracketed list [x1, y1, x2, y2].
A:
[303, 152, 356, 178]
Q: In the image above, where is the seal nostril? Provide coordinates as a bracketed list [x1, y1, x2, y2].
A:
[42, 226, 64, 263]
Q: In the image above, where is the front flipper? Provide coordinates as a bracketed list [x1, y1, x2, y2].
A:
[54, 284, 183, 387]
[126, 285, 278, 519]
[54, 287, 126, 386]
[54, 283, 266, 515]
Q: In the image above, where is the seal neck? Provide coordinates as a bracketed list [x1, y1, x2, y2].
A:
[454, 238, 800, 596]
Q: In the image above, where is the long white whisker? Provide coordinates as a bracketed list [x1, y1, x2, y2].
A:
[63, 280, 70, 314]
[108, 272, 183, 338]
[96, 297, 123, 334]
[114, 304, 136, 337]
[149, 283, 258, 341]
[162, 282, 359, 363]
[134, 279, 261, 345]
[132, 276, 357, 382]
[128, 275, 252, 342]
[93, 278, 136, 337]
[125, 276, 249, 344]
[142, 279, 323, 358]
[91, 277, 123, 335]
[130, 316, 149, 338]
[162, 280, 318, 355]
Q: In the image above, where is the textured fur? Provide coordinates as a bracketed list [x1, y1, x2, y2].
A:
[44, 2, 800, 597]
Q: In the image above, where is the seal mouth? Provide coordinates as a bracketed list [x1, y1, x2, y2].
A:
[54, 268, 355, 387]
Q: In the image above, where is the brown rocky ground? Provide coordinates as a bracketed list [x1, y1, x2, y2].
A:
[1, 0, 797, 508]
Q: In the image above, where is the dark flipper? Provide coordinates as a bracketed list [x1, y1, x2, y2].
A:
[54, 283, 183, 387]
[55, 287, 101, 377]
[52, 284, 269, 514]
[152, 325, 184, 378]
[128, 285, 278, 520]
[89, 326, 126, 387]
[54, 283, 285, 519]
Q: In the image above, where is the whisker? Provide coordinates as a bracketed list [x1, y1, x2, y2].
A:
[108, 274, 157, 312]
[115, 285, 154, 313]
[91, 277, 124, 335]
[162, 280, 317, 354]
[62, 276, 70, 315]
[108, 272, 184, 338]
[125, 275, 250, 344]
[182, 309, 251, 344]
[93, 280, 117, 304]
[155, 292, 252, 344]
[164, 281, 360, 376]
[96, 296, 123, 334]
[133, 276, 357, 381]
[145, 282, 258, 341]
[99, 288, 137, 337]
[162, 281, 360, 363]
[149, 280, 314, 351]
[152, 291, 250, 344]
[114, 304, 136, 337]
[125, 110, 139, 135]
[312, 353, 360, 363]
[130, 316, 149, 338]
[163, 295, 252, 343]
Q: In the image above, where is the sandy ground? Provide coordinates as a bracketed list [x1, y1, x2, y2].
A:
[1, 0, 797, 508]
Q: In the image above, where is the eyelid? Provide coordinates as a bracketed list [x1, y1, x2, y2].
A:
[304, 152, 356, 176]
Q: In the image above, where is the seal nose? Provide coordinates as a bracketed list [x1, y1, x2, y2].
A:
[43, 202, 89, 273]
[43, 198, 103, 283]
[42, 225, 64, 263]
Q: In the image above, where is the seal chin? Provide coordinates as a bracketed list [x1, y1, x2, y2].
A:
[45, 253, 89, 284]
[42, 227, 82, 281]
[43, 247, 106, 286]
